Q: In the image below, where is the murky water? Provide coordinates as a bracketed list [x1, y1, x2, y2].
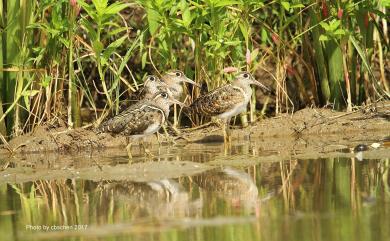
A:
[0, 139, 389, 241]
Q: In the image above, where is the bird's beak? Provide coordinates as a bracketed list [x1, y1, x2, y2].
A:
[169, 97, 187, 107]
[251, 79, 270, 92]
[183, 77, 201, 87]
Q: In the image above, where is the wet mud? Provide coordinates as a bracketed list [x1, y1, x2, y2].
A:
[1, 101, 389, 155]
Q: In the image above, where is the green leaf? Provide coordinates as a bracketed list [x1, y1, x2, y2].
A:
[104, 2, 132, 15]
[22, 90, 39, 97]
[328, 19, 341, 32]
[81, 19, 97, 41]
[250, 48, 259, 62]
[320, 22, 330, 31]
[281, 1, 290, 11]
[22, 90, 39, 110]
[239, 21, 249, 44]
[349, 35, 389, 98]
[379, 0, 390, 7]
[333, 29, 346, 36]
[214, 0, 243, 7]
[319, 35, 329, 41]
[92, 0, 108, 15]
[102, 35, 128, 64]
[182, 5, 192, 27]
[146, 7, 160, 35]
[291, 4, 304, 8]
[141, 52, 147, 69]
[92, 40, 104, 56]
[77, 0, 97, 20]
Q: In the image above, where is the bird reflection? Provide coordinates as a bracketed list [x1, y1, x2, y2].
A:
[193, 167, 259, 212]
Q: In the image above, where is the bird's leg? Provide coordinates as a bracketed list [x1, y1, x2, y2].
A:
[226, 118, 232, 143]
[173, 104, 178, 128]
[162, 123, 177, 144]
[141, 138, 155, 157]
[126, 137, 133, 159]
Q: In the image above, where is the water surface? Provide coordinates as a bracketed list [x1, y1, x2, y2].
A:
[0, 139, 389, 241]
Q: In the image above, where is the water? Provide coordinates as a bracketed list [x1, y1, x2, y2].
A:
[0, 139, 389, 241]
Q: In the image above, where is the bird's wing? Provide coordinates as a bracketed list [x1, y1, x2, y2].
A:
[98, 102, 163, 135]
[190, 84, 245, 116]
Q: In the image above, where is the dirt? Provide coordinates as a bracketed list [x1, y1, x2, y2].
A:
[1, 101, 389, 155]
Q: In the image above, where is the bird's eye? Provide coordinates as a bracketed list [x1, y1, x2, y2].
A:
[161, 92, 168, 98]
[243, 73, 249, 78]
[149, 76, 155, 81]
[175, 72, 182, 77]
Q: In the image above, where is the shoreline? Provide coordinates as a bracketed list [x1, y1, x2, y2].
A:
[1, 102, 389, 155]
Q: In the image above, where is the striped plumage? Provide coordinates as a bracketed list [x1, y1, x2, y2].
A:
[161, 70, 199, 100]
[119, 75, 170, 112]
[131, 75, 168, 100]
[189, 71, 268, 121]
[98, 91, 181, 138]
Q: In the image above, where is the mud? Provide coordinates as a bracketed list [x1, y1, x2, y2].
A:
[1, 101, 389, 155]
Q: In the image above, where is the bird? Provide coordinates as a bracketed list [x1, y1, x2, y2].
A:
[97, 91, 184, 157]
[187, 71, 269, 142]
[161, 70, 199, 128]
[161, 70, 199, 100]
[119, 75, 170, 111]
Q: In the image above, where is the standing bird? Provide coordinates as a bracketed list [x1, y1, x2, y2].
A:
[98, 91, 184, 157]
[120, 75, 169, 111]
[187, 71, 269, 142]
[161, 70, 198, 100]
[161, 70, 199, 127]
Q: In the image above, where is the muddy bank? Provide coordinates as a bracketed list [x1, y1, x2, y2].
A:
[1, 101, 389, 155]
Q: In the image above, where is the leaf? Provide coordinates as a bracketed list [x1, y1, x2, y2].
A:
[92, 0, 108, 15]
[77, 0, 97, 20]
[319, 35, 329, 41]
[92, 40, 104, 56]
[379, 0, 390, 7]
[349, 35, 389, 98]
[104, 2, 132, 15]
[328, 19, 341, 31]
[281, 1, 290, 11]
[22, 90, 40, 110]
[319, 22, 330, 31]
[141, 52, 147, 69]
[81, 19, 97, 41]
[146, 7, 160, 35]
[108, 27, 129, 36]
[41, 76, 51, 88]
[291, 4, 304, 8]
[239, 21, 249, 44]
[214, 0, 243, 7]
[22, 90, 39, 97]
[102, 35, 128, 64]
[182, 5, 192, 27]
[250, 48, 259, 62]
[333, 29, 346, 36]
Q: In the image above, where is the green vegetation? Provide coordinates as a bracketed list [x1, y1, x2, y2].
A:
[0, 0, 389, 139]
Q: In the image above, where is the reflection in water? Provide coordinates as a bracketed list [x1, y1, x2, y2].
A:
[193, 167, 258, 213]
[0, 146, 389, 241]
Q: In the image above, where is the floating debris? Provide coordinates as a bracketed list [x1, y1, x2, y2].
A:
[353, 144, 369, 152]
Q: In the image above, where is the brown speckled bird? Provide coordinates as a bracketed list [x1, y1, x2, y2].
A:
[161, 70, 198, 100]
[133, 75, 169, 100]
[120, 75, 170, 111]
[161, 70, 199, 128]
[98, 91, 184, 157]
[188, 71, 269, 142]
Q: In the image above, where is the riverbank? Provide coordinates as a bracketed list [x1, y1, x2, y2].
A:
[1, 101, 389, 155]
